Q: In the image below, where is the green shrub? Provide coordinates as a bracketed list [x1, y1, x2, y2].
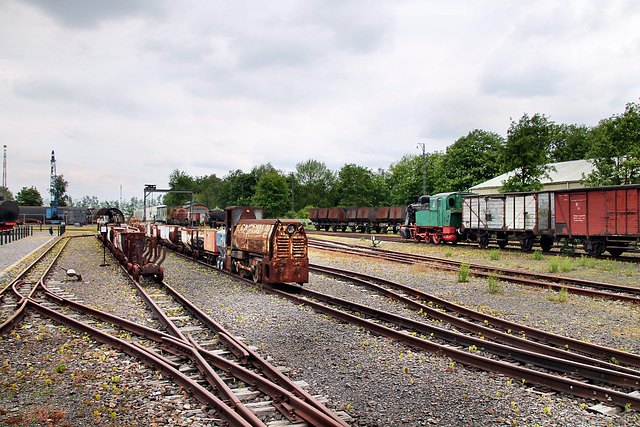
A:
[488, 249, 500, 261]
[487, 274, 503, 294]
[548, 257, 559, 273]
[458, 263, 470, 282]
[533, 249, 543, 261]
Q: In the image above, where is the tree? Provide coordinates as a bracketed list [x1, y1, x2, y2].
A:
[120, 196, 144, 216]
[387, 152, 444, 205]
[252, 172, 290, 218]
[0, 186, 14, 201]
[76, 196, 101, 208]
[335, 164, 379, 207]
[438, 130, 505, 192]
[549, 124, 593, 163]
[500, 113, 554, 192]
[583, 101, 640, 186]
[16, 186, 43, 206]
[53, 174, 70, 207]
[217, 169, 256, 208]
[163, 169, 196, 206]
[195, 174, 222, 209]
[294, 159, 336, 209]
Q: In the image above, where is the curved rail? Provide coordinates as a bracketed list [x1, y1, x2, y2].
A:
[0, 236, 69, 333]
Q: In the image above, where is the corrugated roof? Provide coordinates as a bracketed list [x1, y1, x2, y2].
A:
[470, 159, 595, 190]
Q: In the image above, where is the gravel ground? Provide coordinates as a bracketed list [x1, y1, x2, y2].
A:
[2, 234, 640, 426]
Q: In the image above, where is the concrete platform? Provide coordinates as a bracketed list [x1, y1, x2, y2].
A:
[0, 230, 56, 277]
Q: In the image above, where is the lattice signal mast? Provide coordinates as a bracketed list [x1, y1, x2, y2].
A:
[50, 150, 58, 220]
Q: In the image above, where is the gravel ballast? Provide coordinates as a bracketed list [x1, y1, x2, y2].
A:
[2, 234, 640, 426]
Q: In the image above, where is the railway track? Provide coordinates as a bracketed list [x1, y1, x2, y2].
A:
[166, 245, 640, 412]
[2, 234, 351, 427]
[0, 235, 69, 331]
[309, 237, 640, 304]
[268, 269, 640, 411]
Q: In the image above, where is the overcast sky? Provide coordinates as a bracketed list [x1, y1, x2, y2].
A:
[1, 0, 638, 204]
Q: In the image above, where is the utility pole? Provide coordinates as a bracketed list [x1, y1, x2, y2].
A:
[417, 142, 426, 195]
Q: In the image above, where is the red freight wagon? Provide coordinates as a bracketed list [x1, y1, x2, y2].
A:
[555, 185, 640, 256]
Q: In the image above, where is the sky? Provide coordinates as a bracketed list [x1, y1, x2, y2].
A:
[1, 0, 639, 204]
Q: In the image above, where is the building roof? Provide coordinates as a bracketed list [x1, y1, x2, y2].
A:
[470, 159, 595, 191]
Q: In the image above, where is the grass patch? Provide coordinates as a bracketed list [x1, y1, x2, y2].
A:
[548, 257, 559, 273]
[547, 286, 568, 303]
[458, 263, 470, 282]
[488, 249, 500, 261]
[444, 249, 453, 257]
[533, 249, 543, 261]
[486, 274, 503, 294]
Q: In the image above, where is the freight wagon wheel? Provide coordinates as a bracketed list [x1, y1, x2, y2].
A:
[520, 236, 534, 252]
[540, 236, 554, 252]
[584, 239, 604, 257]
[478, 234, 489, 248]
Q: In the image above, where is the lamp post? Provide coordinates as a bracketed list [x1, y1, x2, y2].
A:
[417, 142, 426, 195]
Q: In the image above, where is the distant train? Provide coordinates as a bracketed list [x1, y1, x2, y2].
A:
[309, 206, 407, 234]
[399, 184, 640, 257]
[147, 206, 309, 285]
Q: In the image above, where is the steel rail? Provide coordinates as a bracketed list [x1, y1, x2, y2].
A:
[42, 280, 347, 427]
[260, 283, 640, 410]
[311, 263, 640, 370]
[25, 298, 254, 427]
[154, 277, 350, 427]
[101, 241, 349, 427]
[164, 252, 353, 427]
[297, 272, 640, 389]
[0, 236, 69, 333]
[309, 238, 640, 303]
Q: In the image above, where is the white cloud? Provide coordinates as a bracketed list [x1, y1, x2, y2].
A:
[1, 0, 639, 203]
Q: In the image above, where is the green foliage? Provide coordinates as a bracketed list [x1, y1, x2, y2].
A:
[549, 124, 593, 162]
[53, 174, 70, 207]
[252, 172, 290, 218]
[294, 159, 336, 209]
[533, 249, 543, 260]
[458, 263, 470, 282]
[547, 286, 568, 303]
[486, 274, 503, 294]
[438, 129, 505, 191]
[335, 164, 379, 207]
[488, 249, 500, 261]
[0, 186, 14, 201]
[16, 186, 43, 206]
[499, 113, 555, 192]
[387, 152, 444, 205]
[583, 101, 640, 186]
[548, 257, 559, 273]
[163, 169, 197, 206]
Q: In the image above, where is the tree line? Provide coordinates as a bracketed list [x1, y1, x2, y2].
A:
[3, 100, 639, 218]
